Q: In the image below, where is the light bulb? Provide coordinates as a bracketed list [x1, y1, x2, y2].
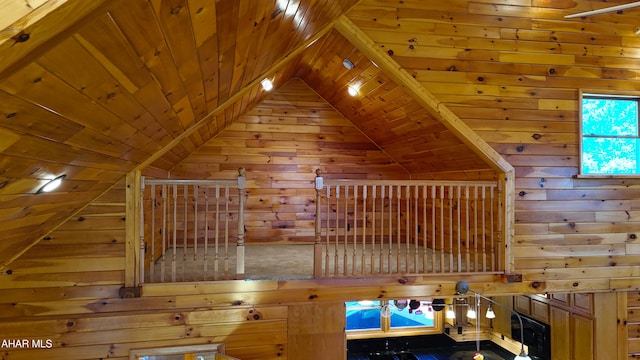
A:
[347, 85, 359, 96]
[424, 305, 434, 320]
[446, 305, 455, 319]
[467, 306, 476, 319]
[37, 175, 66, 194]
[261, 78, 273, 91]
[486, 304, 496, 319]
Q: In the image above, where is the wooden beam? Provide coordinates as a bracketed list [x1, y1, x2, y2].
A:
[124, 170, 141, 288]
[0, 0, 70, 46]
[0, 0, 116, 81]
[334, 15, 514, 175]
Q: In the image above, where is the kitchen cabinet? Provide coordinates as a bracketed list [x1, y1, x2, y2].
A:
[550, 306, 571, 360]
[549, 297, 594, 360]
[572, 313, 594, 360]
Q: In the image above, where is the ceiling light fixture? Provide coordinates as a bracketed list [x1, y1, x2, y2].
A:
[36, 175, 66, 194]
[261, 78, 274, 91]
[342, 58, 354, 70]
[347, 85, 359, 97]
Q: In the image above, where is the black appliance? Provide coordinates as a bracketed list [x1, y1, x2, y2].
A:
[511, 312, 551, 360]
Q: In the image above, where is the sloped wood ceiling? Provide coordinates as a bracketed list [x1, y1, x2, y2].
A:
[296, 28, 492, 176]
[0, 0, 359, 268]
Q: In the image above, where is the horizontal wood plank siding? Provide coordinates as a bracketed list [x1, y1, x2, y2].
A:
[170, 79, 410, 243]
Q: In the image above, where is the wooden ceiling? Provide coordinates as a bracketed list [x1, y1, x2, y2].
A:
[3, 0, 640, 268]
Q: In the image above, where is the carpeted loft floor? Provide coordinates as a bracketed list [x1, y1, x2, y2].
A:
[145, 244, 489, 283]
[145, 244, 315, 282]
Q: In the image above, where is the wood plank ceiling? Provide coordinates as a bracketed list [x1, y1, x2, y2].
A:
[3, 0, 637, 268]
[0, 0, 364, 268]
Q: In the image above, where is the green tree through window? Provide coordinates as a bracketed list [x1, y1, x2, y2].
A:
[581, 95, 640, 175]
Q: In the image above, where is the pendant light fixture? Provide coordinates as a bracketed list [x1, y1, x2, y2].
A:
[455, 281, 531, 360]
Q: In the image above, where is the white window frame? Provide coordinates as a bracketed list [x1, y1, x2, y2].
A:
[579, 89, 640, 177]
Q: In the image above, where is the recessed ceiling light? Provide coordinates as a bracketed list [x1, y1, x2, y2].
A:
[36, 175, 66, 194]
[261, 78, 274, 91]
[348, 85, 359, 97]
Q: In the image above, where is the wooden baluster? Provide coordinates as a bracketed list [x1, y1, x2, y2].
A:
[370, 185, 376, 274]
[214, 184, 220, 280]
[499, 182, 504, 272]
[352, 185, 358, 275]
[314, 170, 324, 278]
[473, 186, 479, 271]
[456, 185, 462, 273]
[334, 185, 340, 277]
[172, 183, 177, 282]
[193, 184, 198, 281]
[387, 185, 393, 274]
[448, 185, 454, 273]
[413, 185, 419, 273]
[182, 184, 188, 281]
[431, 185, 436, 273]
[422, 185, 428, 273]
[405, 186, 410, 273]
[465, 185, 471, 272]
[490, 186, 496, 271]
[439, 185, 445, 273]
[236, 168, 246, 280]
[379, 185, 385, 274]
[343, 185, 349, 276]
[325, 185, 331, 277]
[161, 184, 167, 283]
[204, 185, 209, 280]
[481, 185, 487, 272]
[150, 183, 155, 283]
[224, 185, 230, 279]
[361, 185, 367, 275]
[396, 185, 401, 274]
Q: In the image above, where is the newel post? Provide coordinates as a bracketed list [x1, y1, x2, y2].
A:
[314, 169, 324, 277]
[236, 167, 246, 279]
[139, 176, 146, 284]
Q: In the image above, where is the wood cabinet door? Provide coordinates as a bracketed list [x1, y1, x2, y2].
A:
[572, 313, 594, 360]
[550, 306, 571, 359]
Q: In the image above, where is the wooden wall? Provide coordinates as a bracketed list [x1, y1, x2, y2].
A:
[169, 79, 410, 243]
[346, 0, 640, 295]
[0, 74, 634, 359]
[0, 177, 324, 360]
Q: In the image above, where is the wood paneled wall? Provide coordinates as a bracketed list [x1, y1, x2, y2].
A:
[348, 0, 640, 295]
[169, 79, 409, 243]
[0, 180, 289, 360]
[0, 72, 635, 359]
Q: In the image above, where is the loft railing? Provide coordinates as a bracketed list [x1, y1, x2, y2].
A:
[139, 168, 246, 283]
[314, 172, 505, 277]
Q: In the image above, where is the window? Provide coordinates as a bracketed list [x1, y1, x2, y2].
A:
[581, 94, 640, 175]
[345, 300, 440, 339]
